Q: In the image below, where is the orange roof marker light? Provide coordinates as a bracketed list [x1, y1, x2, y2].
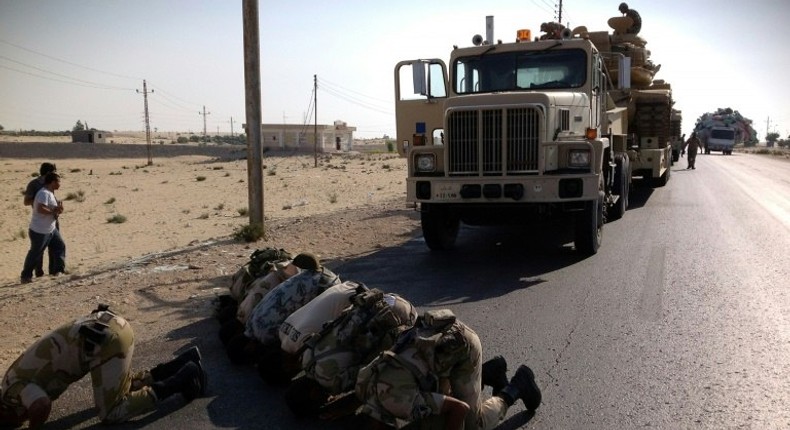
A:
[516, 29, 532, 42]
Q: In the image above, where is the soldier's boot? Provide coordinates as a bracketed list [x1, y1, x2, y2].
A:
[499, 365, 542, 411]
[151, 361, 207, 402]
[481, 355, 509, 395]
[149, 346, 202, 381]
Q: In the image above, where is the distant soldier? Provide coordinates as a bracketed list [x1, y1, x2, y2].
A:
[0, 306, 207, 428]
[355, 309, 542, 430]
[618, 3, 642, 35]
[683, 132, 701, 169]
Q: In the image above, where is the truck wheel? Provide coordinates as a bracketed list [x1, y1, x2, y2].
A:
[608, 154, 629, 221]
[421, 205, 459, 251]
[575, 191, 604, 255]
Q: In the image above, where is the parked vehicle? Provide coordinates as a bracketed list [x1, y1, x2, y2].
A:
[394, 15, 680, 254]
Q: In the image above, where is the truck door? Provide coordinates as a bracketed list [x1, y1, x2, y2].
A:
[394, 60, 448, 156]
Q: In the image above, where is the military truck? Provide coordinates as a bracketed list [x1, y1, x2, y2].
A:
[394, 16, 678, 254]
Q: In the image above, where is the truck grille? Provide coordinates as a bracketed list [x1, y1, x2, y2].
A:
[447, 107, 541, 176]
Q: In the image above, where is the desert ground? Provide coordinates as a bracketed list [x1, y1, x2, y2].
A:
[0, 136, 419, 372]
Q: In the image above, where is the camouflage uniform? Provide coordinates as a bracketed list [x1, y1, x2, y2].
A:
[356, 310, 509, 430]
[278, 281, 361, 355]
[0, 310, 157, 424]
[244, 267, 340, 345]
[237, 263, 299, 325]
[302, 289, 417, 395]
[228, 248, 292, 302]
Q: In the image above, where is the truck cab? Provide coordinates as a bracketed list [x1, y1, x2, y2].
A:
[395, 34, 622, 255]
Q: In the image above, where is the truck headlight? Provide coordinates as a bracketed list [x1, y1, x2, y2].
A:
[415, 153, 436, 172]
[568, 149, 590, 168]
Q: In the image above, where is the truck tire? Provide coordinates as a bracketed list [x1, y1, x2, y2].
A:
[421, 204, 459, 251]
[608, 154, 630, 221]
[575, 191, 604, 255]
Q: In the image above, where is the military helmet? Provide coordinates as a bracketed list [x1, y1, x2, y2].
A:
[292, 252, 322, 271]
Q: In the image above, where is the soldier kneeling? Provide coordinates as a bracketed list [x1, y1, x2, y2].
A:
[0, 306, 207, 428]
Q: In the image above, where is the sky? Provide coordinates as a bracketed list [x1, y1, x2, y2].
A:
[1, 0, 789, 139]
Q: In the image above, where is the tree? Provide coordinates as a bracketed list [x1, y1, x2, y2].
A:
[766, 132, 780, 145]
[0, 124, 4, 131]
[72, 120, 85, 132]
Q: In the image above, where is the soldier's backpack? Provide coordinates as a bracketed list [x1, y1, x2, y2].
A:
[228, 247, 292, 301]
[354, 309, 470, 425]
[301, 288, 417, 393]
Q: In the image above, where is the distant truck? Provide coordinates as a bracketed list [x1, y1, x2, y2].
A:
[704, 126, 735, 155]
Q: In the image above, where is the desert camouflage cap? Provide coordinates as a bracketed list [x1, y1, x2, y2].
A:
[292, 253, 322, 271]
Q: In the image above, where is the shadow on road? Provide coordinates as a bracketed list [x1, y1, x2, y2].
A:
[331, 218, 587, 308]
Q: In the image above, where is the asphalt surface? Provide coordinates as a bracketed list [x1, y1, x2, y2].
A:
[44, 152, 789, 429]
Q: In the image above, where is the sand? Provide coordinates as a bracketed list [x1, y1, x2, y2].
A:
[0, 139, 407, 285]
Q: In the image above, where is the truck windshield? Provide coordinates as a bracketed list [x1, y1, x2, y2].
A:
[711, 128, 736, 140]
[454, 49, 587, 94]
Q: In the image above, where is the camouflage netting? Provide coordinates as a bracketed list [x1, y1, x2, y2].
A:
[693, 108, 758, 144]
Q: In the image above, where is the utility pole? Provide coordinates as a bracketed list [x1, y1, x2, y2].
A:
[230, 117, 234, 137]
[136, 80, 154, 166]
[557, 0, 563, 23]
[199, 106, 211, 143]
[314, 74, 318, 167]
[243, 0, 264, 227]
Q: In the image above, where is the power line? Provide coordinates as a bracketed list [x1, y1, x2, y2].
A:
[0, 38, 142, 81]
[529, 0, 555, 17]
[147, 85, 203, 109]
[0, 58, 135, 90]
[318, 84, 393, 115]
[318, 77, 391, 105]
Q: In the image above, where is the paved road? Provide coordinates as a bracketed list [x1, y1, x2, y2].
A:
[45, 153, 790, 429]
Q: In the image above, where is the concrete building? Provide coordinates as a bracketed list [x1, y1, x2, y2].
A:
[260, 120, 355, 152]
[71, 130, 112, 143]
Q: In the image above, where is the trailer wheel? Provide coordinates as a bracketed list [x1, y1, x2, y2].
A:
[421, 204, 459, 251]
[575, 191, 604, 255]
[608, 154, 630, 221]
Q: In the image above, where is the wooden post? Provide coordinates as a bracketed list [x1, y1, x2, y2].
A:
[243, 0, 264, 227]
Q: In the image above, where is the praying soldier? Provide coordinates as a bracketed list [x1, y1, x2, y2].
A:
[224, 253, 340, 367]
[0, 306, 206, 428]
[355, 309, 542, 429]
[282, 287, 418, 418]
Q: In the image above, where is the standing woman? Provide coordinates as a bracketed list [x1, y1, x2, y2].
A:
[20, 172, 66, 283]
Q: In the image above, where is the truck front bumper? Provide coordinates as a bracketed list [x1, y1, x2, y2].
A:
[407, 173, 600, 204]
